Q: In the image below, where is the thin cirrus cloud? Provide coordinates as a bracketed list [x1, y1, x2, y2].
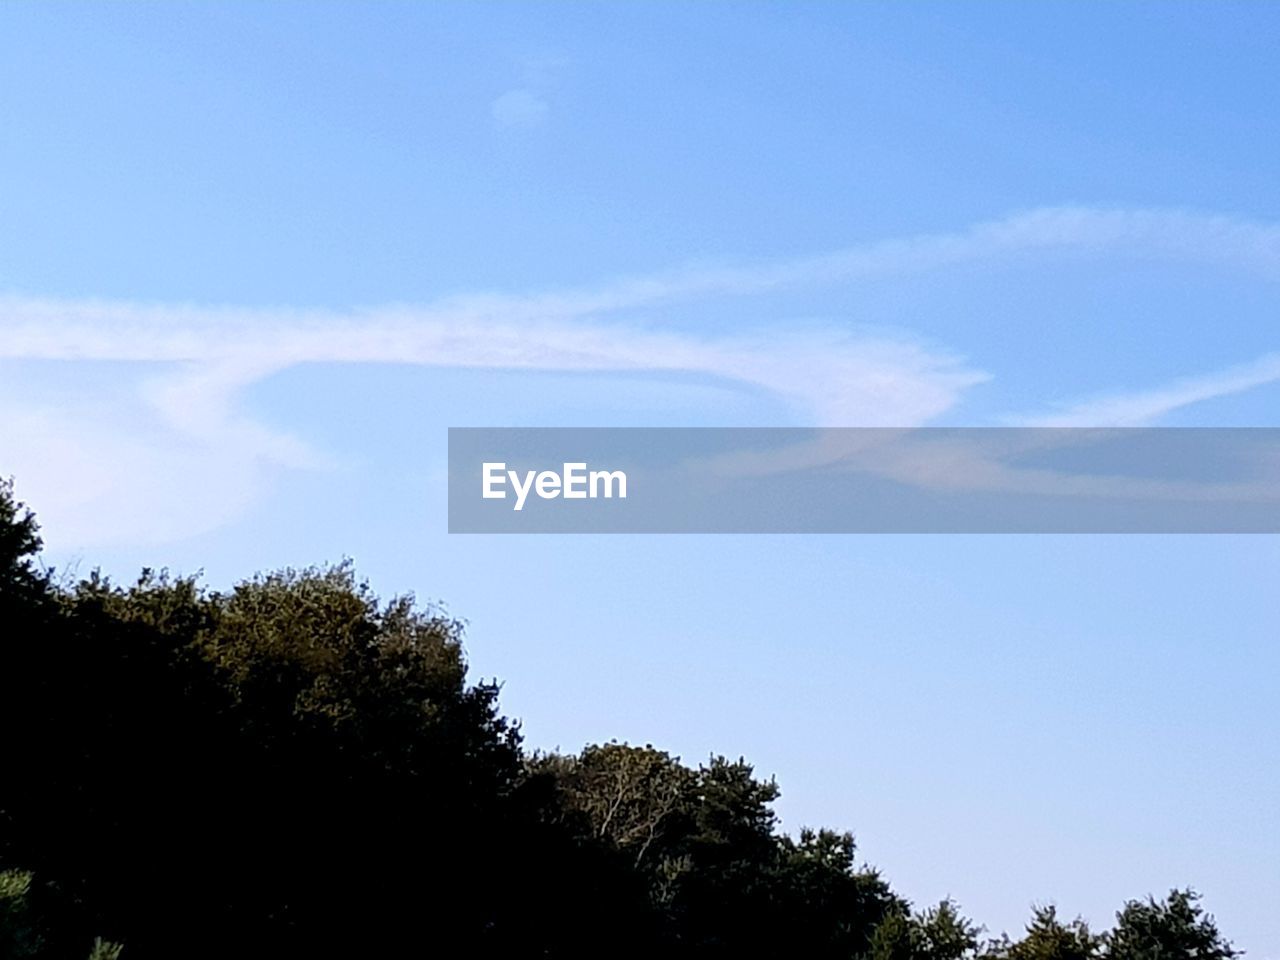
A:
[491, 55, 565, 130]
[491, 88, 550, 129]
[2, 204, 1279, 547]
[0, 300, 982, 548]
[1015, 352, 1280, 427]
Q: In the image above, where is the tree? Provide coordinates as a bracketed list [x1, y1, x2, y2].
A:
[1107, 890, 1238, 960]
[870, 899, 982, 960]
[0, 869, 42, 959]
[770, 828, 901, 958]
[0, 480, 44, 599]
[0, 469, 657, 957]
[0, 507, 567, 956]
[989, 905, 1103, 960]
[0, 482, 1249, 958]
[0, 868, 123, 960]
[547, 743, 691, 867]
[540, 743, 899, 957]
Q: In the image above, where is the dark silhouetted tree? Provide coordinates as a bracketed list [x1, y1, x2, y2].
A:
[870, 898, 982, 960]
[988, 905, 1103, 960]
[0, 482, 1249, 959]
[1107, 890, 1238, 960]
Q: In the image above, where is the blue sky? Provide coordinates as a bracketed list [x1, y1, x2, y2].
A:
[1, 2, 1278, 953]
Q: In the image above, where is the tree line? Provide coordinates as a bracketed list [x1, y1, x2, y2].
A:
[0, 481, 1239, 959]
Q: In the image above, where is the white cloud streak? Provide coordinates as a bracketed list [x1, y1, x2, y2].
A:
[1017, 353, 1280, 427]
[3, 204, 1279, 546]
[491, 88, 549, 129]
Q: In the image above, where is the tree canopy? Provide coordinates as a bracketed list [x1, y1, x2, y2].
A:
[0, 481, 1242, 959]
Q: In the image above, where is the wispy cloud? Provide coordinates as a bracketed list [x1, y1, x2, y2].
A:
[1017, 353, 1280, 427]
[491, 88, 549, 129]
[4, 204, 1279, 546]
[490, 54, 564, 130]
[0, 299, 980, 547]
[694, 428, 1280, 512]
[0, 297, 981, 424]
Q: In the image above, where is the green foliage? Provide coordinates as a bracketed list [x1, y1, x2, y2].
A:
[870, 899, 982, 960]
[0, 479, 43, 595]
[0, 488, 533, 955]
[988, 905, 1103, 960]
[0, 869, 42, 959]
[917, 899, 983, 960]
[870, 903, 917, 960]
[0, 867, 122, 960]
[1108, 890, 1238, 960]
[539, 743, 899, 956]
[538, 742, 694, 869]
[0, 482, 1248, 958]
[84, 939, 123, 960]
